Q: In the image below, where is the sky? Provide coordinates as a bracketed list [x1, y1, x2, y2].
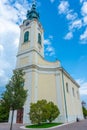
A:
[0, 0, 87, 104]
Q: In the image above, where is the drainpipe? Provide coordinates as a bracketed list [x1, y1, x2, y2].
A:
[61, 68, 68, 122]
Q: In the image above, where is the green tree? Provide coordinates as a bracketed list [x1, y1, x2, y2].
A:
[0, 101, 9, 122]
[82, 106, 87, 118]
[29, 99, 60, 125]
[1, 69, 27, 130]
[47, 101, 60, 123]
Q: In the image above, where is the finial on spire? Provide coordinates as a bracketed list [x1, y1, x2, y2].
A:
[26, 0, 39, 21]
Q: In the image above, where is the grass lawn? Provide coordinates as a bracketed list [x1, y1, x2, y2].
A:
[26, 122, 62, 128]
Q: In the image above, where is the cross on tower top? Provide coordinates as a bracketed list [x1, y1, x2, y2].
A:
[26, 0, 39, 21]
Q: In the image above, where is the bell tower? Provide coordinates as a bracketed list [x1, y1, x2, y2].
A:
[16, 1, 44, 69]
[15, 1, 45, 124]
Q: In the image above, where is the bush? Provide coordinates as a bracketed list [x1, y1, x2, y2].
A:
[29, 99, 60, 125]
[47, 101, 60, 123]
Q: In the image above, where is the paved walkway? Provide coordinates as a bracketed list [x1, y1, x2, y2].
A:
[0, 123, 23, 130]
[51, 120, 87, 130]
[0, 120, 87, 130]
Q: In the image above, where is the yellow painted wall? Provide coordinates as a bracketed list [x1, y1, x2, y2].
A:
[19, 56, 29, 66]
[38, 73, 57, 105]
[63, 73, 83, 117]
[38, 54, 60, 67]
[20, 43, 30, 51]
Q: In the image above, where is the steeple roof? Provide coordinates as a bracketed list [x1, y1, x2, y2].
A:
[26, 1, 39, 21]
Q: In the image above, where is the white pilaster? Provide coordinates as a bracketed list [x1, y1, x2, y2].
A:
[23, 70, 32, 124]
[34, 70, 38, 102]
[55, 72, 65, 123]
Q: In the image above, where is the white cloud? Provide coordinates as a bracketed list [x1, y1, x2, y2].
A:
[45, 45, 55, 56]
[0, 3, 17, 22]
[58, 0, 87, 43]
[80, 0, 86, 3]
[64, 32, 73, 40]
[49, 35, 53, 40]
[0, 19, 19, 36]
[44, 35, 54, 45]
[83, 16, 87, 26]
[79, 0, 87, 43]
[0, 59, 13, 87]
[0, 1, 27, 25]
[0, 44, 4, 54]
[44, 39, 51, 45]
[44, 36, 55, 57]
[0, 69, 9, 87]
[81, 1, 87, 26]
[81, 2, 87, 16]
[80, 0, 83, 3]
[83, 16, 87, 25]
[49, 52, 55, 56]
[58, 1, 69, 14]
[76, 79, 87, 95]
[80, 28, 87, 43]
[58, 1, 83, 41]
[0, 0, 31, 88]
[46, 46, 55, 52]
[14, 38, 19, 47]
[69, 19, 82, 30]
[66, 11, 77, 21]
[50, 0, 55, 3]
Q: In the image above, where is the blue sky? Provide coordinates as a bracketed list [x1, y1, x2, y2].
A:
[0, 0, 87, 104]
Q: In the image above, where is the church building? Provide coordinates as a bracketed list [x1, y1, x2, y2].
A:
[9, 2, 83, 124]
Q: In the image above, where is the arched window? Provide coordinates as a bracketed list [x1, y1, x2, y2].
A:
[24, 31, 29, 43]
[38, 33, 41, 45]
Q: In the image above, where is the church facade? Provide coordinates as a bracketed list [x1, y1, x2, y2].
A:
[9, 3, 83, 124]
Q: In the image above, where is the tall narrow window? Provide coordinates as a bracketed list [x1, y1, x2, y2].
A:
[66, 82, 69, 93]
[38, 33, 41, 45]
[24, 31, 29, 43]
[72, 88, 75, 96]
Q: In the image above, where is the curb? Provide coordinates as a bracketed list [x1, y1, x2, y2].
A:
[20, 122, 75, 130]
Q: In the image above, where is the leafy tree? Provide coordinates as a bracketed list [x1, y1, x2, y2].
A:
[0, 101, 9, 122]
[47, 101, 60, 123]
[82, 106, 87, 118]
[1, 69, 27, 130]
[29, 99, 60, 125]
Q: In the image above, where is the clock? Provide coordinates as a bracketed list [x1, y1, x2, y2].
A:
[26, 22, 29, 26]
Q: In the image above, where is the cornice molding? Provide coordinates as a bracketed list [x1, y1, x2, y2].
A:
[59, 67, 80, 88]
[17, 48, 44, 58]
[16, 64, 80, 88]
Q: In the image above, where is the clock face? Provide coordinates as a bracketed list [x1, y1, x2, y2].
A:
[26, 22, 29, 26]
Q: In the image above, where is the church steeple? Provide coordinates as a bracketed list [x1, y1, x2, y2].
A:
[26, 0, 39, 21]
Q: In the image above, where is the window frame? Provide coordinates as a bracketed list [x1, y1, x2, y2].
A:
[38, 33, 41, 45]
[72, 87, 75, 96]
[24, 31, 29, 43]
[66, 82, 69, 93]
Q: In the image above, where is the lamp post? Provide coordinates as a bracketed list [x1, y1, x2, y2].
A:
[10, 91, 15, 130]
